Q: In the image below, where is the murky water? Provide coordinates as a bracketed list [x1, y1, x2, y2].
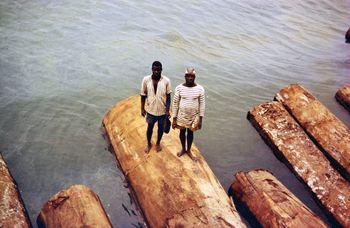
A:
[1, 0, 349, 227]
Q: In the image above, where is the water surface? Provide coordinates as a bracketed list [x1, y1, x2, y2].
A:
[1, 0, 350, 227]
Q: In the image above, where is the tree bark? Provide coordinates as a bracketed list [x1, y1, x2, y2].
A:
[335, 84, 350, 112]
[231, 169, 327, 228]
[248, 101, 350, 226]
[102, 95, 246, 228]
[37, 185, 112, 228]
[0, 153, 31, 228]
[275, 84, 350, 180]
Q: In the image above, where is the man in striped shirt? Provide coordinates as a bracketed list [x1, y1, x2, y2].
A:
[141, 61, 172, 153]
[172, 67, 205, 158]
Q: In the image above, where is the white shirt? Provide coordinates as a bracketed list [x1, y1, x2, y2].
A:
[172, 84, 205, 127]
[140, 75, 172, 116]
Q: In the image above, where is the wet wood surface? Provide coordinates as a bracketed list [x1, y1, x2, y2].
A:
[335, 84, 350, 112]
[248, 101, 350, 226]
[231, 169, 327, 228]
[0, 153, 31, 228]
[275, 84, 350, 179]
[37, 185, 112, 228]
[103, 95, 246, 228]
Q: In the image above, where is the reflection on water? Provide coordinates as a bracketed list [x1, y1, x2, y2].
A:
[0, 0, 350, 227]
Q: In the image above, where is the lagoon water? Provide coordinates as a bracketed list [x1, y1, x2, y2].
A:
[1, 0, 350, 227]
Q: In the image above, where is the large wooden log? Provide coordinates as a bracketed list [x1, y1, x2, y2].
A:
[275, 84, 350, 179]
[248, 101, 350, 226]
[231, 169, 327, 228]
[335, 84, 350, 112]
[0, 153, 31, 228]
[103, 95, 246, 228]
[37, 185, 112, 228]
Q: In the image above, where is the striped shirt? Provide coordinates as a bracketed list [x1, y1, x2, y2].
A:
[140, 75, 172, 116]
[172, 84, 205, 128]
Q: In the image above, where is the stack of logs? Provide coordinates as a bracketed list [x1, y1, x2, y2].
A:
[233, 84, 350, 227]
[1, 84, 350, 227]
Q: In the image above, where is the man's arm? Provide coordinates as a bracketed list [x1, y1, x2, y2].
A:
[141, 95, 146, 116]
[140, 78, 147, 117]
[166, 93, 171, 116]
[172, 88, 180, 128]
[198, 90, 205, 129]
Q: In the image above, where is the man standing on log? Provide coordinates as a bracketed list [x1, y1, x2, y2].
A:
[141, 61, 172, 153]
[172, 67, 205, 158]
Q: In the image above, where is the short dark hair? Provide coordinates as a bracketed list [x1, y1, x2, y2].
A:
[152, 61, 162, 68]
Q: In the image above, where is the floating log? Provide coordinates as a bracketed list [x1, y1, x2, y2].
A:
[230, 169, 327, 228]
[248, 101, 350, 226]
[103, 95, 246, 227]
[346, 27, 350, 43]
[0, 153, 31, 228]
[37, 185, 112, 228]
[275, 84, 350, 179]
[335, 84, 350, 112]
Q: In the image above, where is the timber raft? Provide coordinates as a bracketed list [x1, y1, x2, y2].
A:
[230, 169, 327, 228]
[0, 153, 31, 228]
[248, 101, 350, 226]
[335, 84, 350, 112]
[38, 185, 112, 228]
[276, 84, 350, 179]
[103, 95, 246, 227]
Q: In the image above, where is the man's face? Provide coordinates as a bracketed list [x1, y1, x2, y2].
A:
[185, 73, 195, 85]
[152, 66, 162, 78]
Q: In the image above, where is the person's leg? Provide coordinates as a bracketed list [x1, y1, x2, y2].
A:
[177, 129, 186, 156]
[187, 129, 194, 152]
[145, 114, 155, 153]
[156, 115, 165, 151]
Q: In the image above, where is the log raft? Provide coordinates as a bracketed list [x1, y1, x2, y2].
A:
[103, 95, 246, 227]
[0, 153, 31, 228]
[231, 169, 327, 228]
[37, 185, 112, 228]
[248, 101, 350, 226]
[335, 84, 350, 112]
[275, 84, 350, 179]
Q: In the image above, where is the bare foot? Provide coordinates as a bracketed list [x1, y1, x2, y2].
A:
[186, 150, 196, 160]
[156, 144, 162, 152]
[144, 144, 152, 153]
[177, 149, 186, 157]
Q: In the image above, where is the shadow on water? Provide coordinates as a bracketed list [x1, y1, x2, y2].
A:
[100, 124, 147, 228]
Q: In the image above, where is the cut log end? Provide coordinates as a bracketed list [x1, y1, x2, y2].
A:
[231, 169, 327, 228]
[38, 185, 112, 228]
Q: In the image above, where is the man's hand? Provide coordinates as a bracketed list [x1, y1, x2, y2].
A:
[141, 108, 146, 117]
[198, 117, 203, 129]
[172, 118, 177, 129]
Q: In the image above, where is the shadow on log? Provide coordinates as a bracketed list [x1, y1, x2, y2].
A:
[248, 101, 350, 226]
[335, 84, 350, 112]
[0, 153, 31, 228]
[37, 185, 112, 228]
[102, 95, 246, 227]
[275, 84, 350, 181]
[230, 169, 327, 228]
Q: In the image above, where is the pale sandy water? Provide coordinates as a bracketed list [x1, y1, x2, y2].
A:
[0, 0, 350, 227]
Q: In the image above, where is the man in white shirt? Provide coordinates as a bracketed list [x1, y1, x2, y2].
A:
[141, 61, 172, 153]
[172, 67, 205, 159]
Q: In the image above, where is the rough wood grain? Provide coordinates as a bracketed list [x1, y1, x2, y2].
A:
[248, 101, 350, 226]
[231, 169, 327, 228]
[275, 84, 350, 179]
[38, 185, 112, 228]
[103, 95, 246, 228]
[0, 153, 31, 228]
[335, 84, 350, 112]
